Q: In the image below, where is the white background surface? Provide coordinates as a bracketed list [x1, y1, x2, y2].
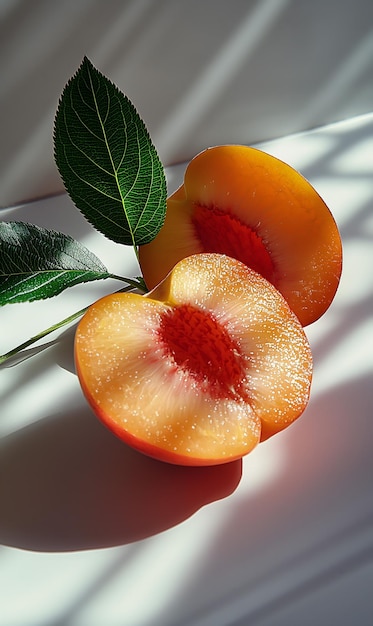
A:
[1, 0, 373, 206]
[1, 113, 373, 625]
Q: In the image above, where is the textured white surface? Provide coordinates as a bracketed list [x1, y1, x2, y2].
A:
[1, 114, 373, 625]
[1, 0, 373, 206]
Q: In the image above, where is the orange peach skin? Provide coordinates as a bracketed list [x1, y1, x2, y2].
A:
[139, 146, 342, 327]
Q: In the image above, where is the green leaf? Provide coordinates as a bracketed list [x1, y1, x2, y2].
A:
[0, 221, 110, 305]
[54, 56, 167, 247]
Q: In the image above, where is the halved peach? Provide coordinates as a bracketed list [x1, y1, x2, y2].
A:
[139, 145, 342, 326]
[75, 253, 312, 466]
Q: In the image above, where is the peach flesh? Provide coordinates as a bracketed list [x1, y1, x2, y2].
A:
[139, 145, 343, 327]
[192, 204, 275, 283]
[158, 304, 248, 400]
[75, 254, 312, 465]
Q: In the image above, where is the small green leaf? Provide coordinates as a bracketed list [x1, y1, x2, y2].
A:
[54, 56, 167, 247]
[0, 221, 110, 305]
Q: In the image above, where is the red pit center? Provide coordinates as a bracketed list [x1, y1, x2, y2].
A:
[159, 304, 247, 399]
[192, 204, 275, 283]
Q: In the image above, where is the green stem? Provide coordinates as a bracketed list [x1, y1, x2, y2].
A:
[133, 244, 140, 264]
[0, 305, 89, 365]
[0, 280, 146, 366]
[109, 274, 145, 291]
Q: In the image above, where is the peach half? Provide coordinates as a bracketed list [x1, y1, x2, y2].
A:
[75, 253, 312, 466]
[139, 145, 342, 326]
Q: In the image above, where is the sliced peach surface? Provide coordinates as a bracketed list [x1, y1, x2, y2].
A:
[75, 253, 312, 466]
[139, 145, 342, 326]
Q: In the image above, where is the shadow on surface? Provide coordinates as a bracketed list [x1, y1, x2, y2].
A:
[158, 372, 373, 626]
[0, 406, 242, 552]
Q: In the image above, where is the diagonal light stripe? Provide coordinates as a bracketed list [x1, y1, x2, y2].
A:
[154, 0, 291, 160]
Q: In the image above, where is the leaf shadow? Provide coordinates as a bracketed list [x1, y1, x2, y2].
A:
[0, 406, 242, 552]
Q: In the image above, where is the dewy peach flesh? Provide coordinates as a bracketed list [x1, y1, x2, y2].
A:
[75, 253, 313, 466]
